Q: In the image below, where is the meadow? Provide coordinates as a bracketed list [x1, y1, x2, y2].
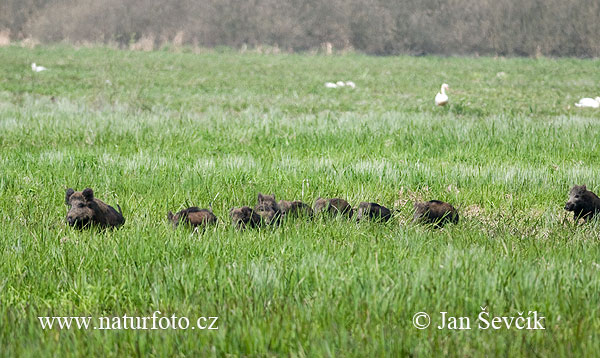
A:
[1, 45, 600, 357]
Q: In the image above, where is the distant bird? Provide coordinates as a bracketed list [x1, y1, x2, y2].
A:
[31, 63, 47, 72]
[575, 97, 600, 108]
[345, 81, 356, 89]
[336, 81, 345, 87]
[325, 82, 337, 88]
[435, 83, 449, 106]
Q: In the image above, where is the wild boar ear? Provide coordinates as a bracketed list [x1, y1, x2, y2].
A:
[82, 188, 94, 201]
[65, 188, 75, 204]
[582, 185, 587, 191]
[257, 193, 263, 201]
[167, 211, 174, 221]
[271, 193, 276, 200]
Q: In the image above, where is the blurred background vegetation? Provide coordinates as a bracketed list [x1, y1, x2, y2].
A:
[1, 0, 599, 57]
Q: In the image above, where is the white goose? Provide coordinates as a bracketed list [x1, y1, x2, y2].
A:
[575, 97, 600, 108]
[31, 63, 47, 72]
[435, 83, 449, 106]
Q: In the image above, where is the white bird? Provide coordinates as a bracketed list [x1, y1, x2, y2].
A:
[345, 81, 356, 89]
[336, 81, 345, 87]
[325, 82, 337, 88]
[31, 63, 47, 72]
[575, 97, 600, 108]
[435, 83, 449, 106]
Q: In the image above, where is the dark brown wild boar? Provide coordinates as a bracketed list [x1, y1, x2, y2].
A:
[167, 207, 217, 229]
[230, 206, 262, 229]
[278, 200, 313, 218]
[313, 197, 353, 218]
[564, 185, 600, 222]
[356, 202, 392, 222]
[254, 193, 282, 225]
[65, 188, 125, 229]
[413, 200, 459, 228]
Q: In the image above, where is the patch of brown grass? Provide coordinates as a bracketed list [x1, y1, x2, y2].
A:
[0, 29, 10, 47]
[130, 34, 155, 51]
[394, 186, 429, 209]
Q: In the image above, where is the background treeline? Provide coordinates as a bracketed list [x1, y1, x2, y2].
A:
[2, 0, 599, 57]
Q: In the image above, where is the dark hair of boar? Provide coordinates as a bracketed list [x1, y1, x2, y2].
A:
[413, 200, 459, 228]
[313, 197, 353, 218]
[230, 206, 262, 229]
[565, 185, 600, 222]
[278, 200, 313, 218]
[356, 202, 392, 222]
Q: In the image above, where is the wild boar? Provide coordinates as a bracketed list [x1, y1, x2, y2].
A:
[356, 202, 392, 222]
[413, 200, 459, 228]
[167, 207, 217, 229]
[565, 185, 600, 222]
[254, 193, 282, 225]
[313, 197, 353, 218]
[278, 199, 313, 218]
[230, 206, 262, 229]
[65, 188, 125, 229]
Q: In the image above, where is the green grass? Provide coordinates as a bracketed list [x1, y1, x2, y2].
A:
[1, 45, 600, 357]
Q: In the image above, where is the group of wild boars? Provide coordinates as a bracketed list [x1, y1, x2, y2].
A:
[313, 198, 393, 223]
[313, 197, 460, 227]
[68, 185, 600, 231]
[62, 187, 458, 231]
[65, 188, 125, 229]
[229, 193, 313, 229]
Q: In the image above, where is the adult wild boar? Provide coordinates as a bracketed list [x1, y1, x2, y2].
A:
[565, 185, 600, 222]
[65, 188, 125, 229]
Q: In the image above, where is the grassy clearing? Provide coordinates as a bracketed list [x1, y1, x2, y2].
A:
[1, 45, 600, 357]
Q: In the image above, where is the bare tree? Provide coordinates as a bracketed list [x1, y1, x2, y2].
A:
[1, 0, 598, 57]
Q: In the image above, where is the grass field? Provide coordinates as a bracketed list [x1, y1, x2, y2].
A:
[1, 45, 600, 357]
